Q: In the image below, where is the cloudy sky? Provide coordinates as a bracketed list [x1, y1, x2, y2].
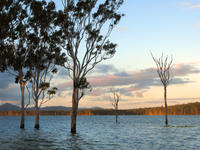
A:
[1, 0, 200, 109]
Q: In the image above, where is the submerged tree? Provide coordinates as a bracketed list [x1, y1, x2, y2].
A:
[110, 88, 120, 123]
[57, 0, 124, 133]
[151, 53, 173, 126]
[0, 0, 32, 128]
[26, 0, 66, 129]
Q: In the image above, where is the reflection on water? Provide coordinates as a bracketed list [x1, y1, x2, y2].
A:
[0, 116, 200, 150]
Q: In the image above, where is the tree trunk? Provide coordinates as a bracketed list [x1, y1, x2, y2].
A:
[164, 86, 168, 126]
[115, 104, 118, 123]
[71, 87, 79, 134]
[34, 100, 40, 129]
[20, 81, 25, 129]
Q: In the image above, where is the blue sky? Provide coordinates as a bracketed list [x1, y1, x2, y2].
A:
[109, 0, 200, 70]
[1, 0, 200, 109]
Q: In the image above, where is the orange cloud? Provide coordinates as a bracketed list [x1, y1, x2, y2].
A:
[181, 2, 200, 9]
[135, 92, 144, 98]
[181, 2, 192, 6]
[194, 22, 200, 28]
[190, 4, 200, 9]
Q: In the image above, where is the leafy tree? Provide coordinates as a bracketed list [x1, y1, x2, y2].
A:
[26, 0, 66, 129]
[151, 53, 173, 126]
[0, 0, 31, 128]
[57, 0, 124, 133]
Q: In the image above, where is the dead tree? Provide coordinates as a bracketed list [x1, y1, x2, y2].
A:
[151, 53, 173, 126]
[110, 88, 120, 123]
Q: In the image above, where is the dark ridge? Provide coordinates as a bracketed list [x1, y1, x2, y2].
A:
[0, 103, 20, 111]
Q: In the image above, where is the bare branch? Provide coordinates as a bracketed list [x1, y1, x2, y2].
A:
[151, 52, 173, 87]
[25, 85, 31, 109]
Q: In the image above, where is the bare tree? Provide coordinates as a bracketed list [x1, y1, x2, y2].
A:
[110, 88, 120, 123]
[58, 0, 124, 133]
[151, 53, 173, 126]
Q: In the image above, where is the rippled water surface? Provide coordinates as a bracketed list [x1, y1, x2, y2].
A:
[0, 115, 200, 150]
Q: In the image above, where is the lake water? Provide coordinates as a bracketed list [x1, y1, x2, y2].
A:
[0, 115, 200, 150]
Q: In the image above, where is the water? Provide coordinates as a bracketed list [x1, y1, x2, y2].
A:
[0, 115, 200, 150]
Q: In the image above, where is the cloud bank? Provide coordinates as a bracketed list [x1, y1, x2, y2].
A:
[0, 62, 200, 105]
[55, 62, 200, 98]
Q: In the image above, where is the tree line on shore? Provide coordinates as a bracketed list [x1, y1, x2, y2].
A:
[1, 102, 200, 116]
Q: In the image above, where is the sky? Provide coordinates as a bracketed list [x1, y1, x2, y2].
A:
[1, 0, 200, 109]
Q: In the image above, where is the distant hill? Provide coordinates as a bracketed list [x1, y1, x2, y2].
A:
[40, 106, 72, 111]
[0, 103, 102, 111]
[0, 103, 20, 111]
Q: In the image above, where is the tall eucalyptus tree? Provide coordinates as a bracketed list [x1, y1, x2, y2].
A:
[0, 0, 31, 128]
[26, 0, 66, 129]
[57, 0, 124, 133]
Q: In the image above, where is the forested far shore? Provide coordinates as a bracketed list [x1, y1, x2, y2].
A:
[0, 102, 200, 116]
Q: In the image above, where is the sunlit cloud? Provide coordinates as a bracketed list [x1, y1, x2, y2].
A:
[135, 92, 144, 98]
[181, 2, 200, 9]
[190, 4, 200, 9]
[1, 62, 200, 108]
[55, 63, 200, 100]
[117, 27, 130, 32]
[181, 2, 192, 6]
[172, 63, 200, 76]
[194, 22, 200, 28]
[90, 88, 106, 96]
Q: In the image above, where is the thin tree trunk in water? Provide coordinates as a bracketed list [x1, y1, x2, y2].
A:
[20, 81, 25, 129]
[164, 86, 168, 126]
[71, 87, 78, 134]
[115, 104, 118, 123]
[35, 100, 40, 129]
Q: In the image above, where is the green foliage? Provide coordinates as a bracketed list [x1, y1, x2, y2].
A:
[51, 68, 58, 74]
[39, 82, 50, 90]
[47, 87, 58, 96]
[0, 0, 66, 106]
[56, 0, 124, 100]
[24, 0, 66, 105]
[58, 0, 123, 59]
[26, 0, 66, 72]
[0, 0, 31, 80]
